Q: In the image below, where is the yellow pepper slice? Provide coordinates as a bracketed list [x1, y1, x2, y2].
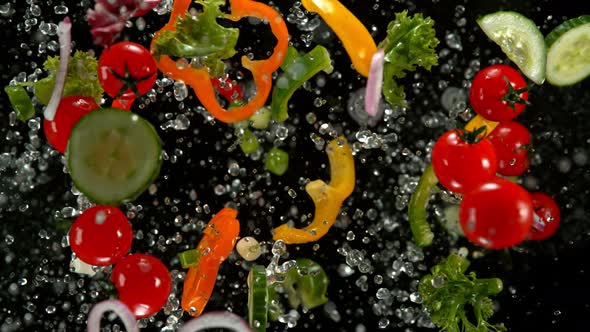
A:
[273, 136, 355, 244]
[464, 114, 499, 133]
[301, 0, 377, 77]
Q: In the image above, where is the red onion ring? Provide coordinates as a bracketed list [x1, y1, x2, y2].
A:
[364, 48, 385, 117]
[533, 211, 546, 232]
[87, 299, 139, 332]
[178, 311, 254, 332]
[43, 17, 71, 121]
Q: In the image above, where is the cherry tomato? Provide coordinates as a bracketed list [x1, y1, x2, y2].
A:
[487, 121, 532, 176]
[111, 254, 171, 318]
[431, 129, 498, 194]
[469, 64, 529, 122]
[211, 75, 243, 102]
[98, 42, 157, 101]
[459, 178, 534, 249]
[529, 192, 561, 241]
[69, 206, 133, 266]
[43, 96, 99, 153]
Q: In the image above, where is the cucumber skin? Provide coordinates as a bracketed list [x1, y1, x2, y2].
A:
[545, 15, 590, 47]
[66, 108, 163, 206]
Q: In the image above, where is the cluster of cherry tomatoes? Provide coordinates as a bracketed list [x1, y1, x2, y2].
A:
[432, 64, 560, 249]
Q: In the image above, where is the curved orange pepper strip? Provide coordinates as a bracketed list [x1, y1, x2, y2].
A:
[273, 136, 355, 244]
[181, 207, 240, 316]
[301, 0, 376, 77]
[150, 0, 289, 123]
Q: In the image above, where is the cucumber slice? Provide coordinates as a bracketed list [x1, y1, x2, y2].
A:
[67, 108, 162, 205]
[477, 11, 546, 84]
[248, 265, 268, 332]
[545, 15, 590, 86]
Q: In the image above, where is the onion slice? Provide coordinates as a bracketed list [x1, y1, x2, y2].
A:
[178, 311, 254, 332]
[87, 299, 139, 332]
[43, 17, 72, 121]
[364, 48, 385, 117]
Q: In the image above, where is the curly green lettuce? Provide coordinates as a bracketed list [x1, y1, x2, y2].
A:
[378, 11, 439, 108]
[152, 0, 239, 77]
[419, 253, 506, 332]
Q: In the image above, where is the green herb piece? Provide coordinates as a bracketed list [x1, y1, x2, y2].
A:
[264, 147, 289, 176]
[152, 0, 239, 78]
[270, 46, 333, 122]
[419, 253, 506, 332]
[268, 258, 329, 321]
[178, 249, 201, 269]
[408, 164, 437, 247]
[249, 107, 271, 129]
[4, 85, 35, 121]
[379, 11, 439, 108]
[239, 128, 259, 155]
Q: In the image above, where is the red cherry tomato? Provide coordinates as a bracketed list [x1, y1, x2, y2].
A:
[431, 129, 498, 194]
[469, 64, 529, 122]
[529, 192, 561, 241]
[98, 42, 157, 101]
[69, 206, 133, 266]
[43, 96, 99, 153]
[111, 254, 171, 318]
[459, 178, 534, 249]
[487, 121, 532, 176]
[211, 75, 243, 102]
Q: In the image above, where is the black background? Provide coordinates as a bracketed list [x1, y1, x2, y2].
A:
[1, 0, 590, 331]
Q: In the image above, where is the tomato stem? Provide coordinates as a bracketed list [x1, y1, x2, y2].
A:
[501, 76, 530, 111]
[455, 125, 488, 144]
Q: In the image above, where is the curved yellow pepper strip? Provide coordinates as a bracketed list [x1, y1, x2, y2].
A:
[464, 114, 499, 133]
[301, 0, 377, 77]
[273, 136, 355, 244]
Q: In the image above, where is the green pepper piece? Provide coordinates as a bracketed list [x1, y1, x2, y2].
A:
[248, 265, 268, 331]
[264, 148, 289, 176]
[4, 85, 35, 121]
[178, 249, 201, 269]
[239, 128, 259, 155]
[249, 107, 271, 129]
[408, 164, 437, 247]
[270, 46, 333, 122]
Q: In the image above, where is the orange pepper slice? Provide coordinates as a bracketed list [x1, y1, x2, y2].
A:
[181, 207, 240, 316]
[273, 136, 355, 244]
[150, 0, 288, 123]
[301, 0, 377, 77]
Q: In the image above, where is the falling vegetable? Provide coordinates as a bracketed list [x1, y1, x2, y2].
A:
[44, 17, 72, 121]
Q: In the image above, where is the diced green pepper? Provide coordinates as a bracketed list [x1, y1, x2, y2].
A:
[239, 128, 259, 155]
[4, 85, 35, 121]
[270, 46, 333, 122]
[249, 107, 271, 129]
[264, 148, 289, 176]
[178, 249, 201, 269]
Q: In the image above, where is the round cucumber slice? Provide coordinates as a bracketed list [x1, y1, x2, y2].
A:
[477, 11, 546, 85]
[67, 108, 162, 205]
[545, 15, 590, 86]
[248, 265, 268, 332]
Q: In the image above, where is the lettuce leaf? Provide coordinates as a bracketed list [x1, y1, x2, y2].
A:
[152, 0, 239, 77]
[378, 11, 439, 107]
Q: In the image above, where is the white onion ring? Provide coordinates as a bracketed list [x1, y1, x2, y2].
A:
[44, 17, 72, 121]
[178, 311, 254, 332]
[87, 299, 139, 332]
[364, 48, 385, 117]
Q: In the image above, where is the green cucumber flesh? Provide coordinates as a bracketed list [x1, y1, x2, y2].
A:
[67, 108, 162, 205]
[248, 265, 268, 332]
[477, 11, 547, 84]
[546, 15, 590, 86]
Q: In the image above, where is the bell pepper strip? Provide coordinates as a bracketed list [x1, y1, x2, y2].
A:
[4, 86, 35, 121]
[270, 45, 333, 122]
[301, 0, 376, 77]
[273, 136, 355, 244]
[181, 207, 240, 316]
[407, 115, 498, 247]
[150, 0, 289, 123]
[247, 265, 268, 332]
[267, 258, 329, 321]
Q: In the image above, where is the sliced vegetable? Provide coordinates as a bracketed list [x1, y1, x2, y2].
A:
[270, 45, 333, 122]
[179, 249, 201, 269]
[67, 108, 162, 205]
[178, 311, 254, 332]
[236, 237, 262, 261]
[545, 15, 590, 86]
[419, 253, 506, 332]
[248, 265, 268, 331]
[477, 11, 546, 84]
[44, 17, 72, 121]
[4, 85, 35, 121]
[182, 208, 240, 316]
[264, 148, 289, 176]
[273, 136, 354, 244]
[151, 0, 289, 123]
[239, 128, 259, 155]
[378, 11, 439, 107]
[87, 299, 139, 332]
[301, 0, 376, 77]
[365, 48, 385, 117]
